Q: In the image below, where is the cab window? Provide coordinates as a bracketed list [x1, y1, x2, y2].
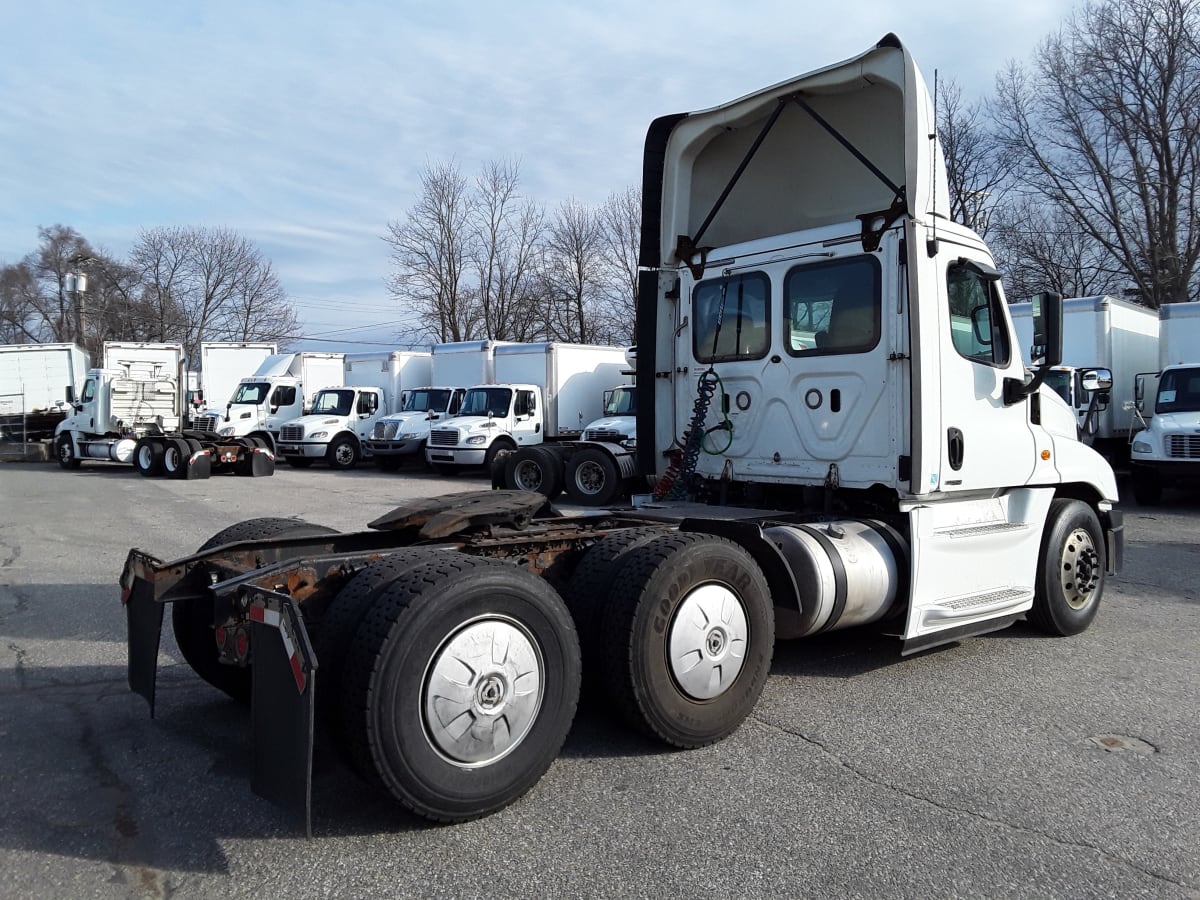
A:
[784, 256, 881, 355]
[693, 272, 770, 362]
[947, 262, 1011, 367]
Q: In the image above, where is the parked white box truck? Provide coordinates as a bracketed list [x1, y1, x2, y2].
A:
[0, 343, 91, 442]
[198, 342, 278, 410]
[193, 351, 345, 451]
[1010, 295, 1158, 456]
[363, 341, 501, 469]
[425, 342, 628, 476]
[277, 350, 432, 469]
[1129, 301, 1200, 503]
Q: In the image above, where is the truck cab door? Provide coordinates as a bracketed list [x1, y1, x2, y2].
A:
[354, 390, 381, 440]
[509, 389, 541, 444]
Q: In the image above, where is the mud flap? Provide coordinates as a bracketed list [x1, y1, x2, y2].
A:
[125, 579, 165, 717]
[248, 448, 275, 477]
[185, 450, 212, 480]
[248, 590, 315, 837]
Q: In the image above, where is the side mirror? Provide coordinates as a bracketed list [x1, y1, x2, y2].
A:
[1080, 368, 1113, 393]
[1005, 291, 1062, 405]
[65, 385, 75, 403]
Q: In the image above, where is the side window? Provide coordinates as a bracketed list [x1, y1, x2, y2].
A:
[80, 378, 96, 403]
[784, 255, 881, 355]
[273, 386, 296, 407]
[358, 392, 377, 415]
[514, 390, 536, 417]
[946, 262, 1011, 367]
[693, 272, 770, 362]
[449, 390, 462, 415]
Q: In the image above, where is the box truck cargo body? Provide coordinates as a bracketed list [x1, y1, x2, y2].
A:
[0, 343, 91, 415]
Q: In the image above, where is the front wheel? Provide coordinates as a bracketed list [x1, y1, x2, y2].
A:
[1027, 499, 1106, 636]
[326, 435, 359, 470]
[341, 554, 581, 822]
[56, 434, 81, 470]
[600, 532, 774, 748]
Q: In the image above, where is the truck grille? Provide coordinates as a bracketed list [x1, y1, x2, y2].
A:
[280, 424, 305, 442]
[194, 414, 219, 432]
[584, 428, 625, 442]
[374, 421, 398, 440]
[1166, 434, 1200, 459]
[429, 428, 459, 446]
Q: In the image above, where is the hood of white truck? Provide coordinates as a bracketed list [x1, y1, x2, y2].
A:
[583, 415, 635, 435]
[278, 413, 348, 436]
[432, 417, 504, 436]
[1149, 411, 1200, 433]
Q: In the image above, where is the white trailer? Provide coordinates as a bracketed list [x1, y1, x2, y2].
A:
[431, 340, 503, 387]
[1158, 300, 1200, 368]
[198, 342, 278, 409]
[276, 350, 432, 469]
[0, 343, 91, 443]
[1010, 296, 1158, 450]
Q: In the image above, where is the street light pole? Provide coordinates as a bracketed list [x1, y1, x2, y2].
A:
[65, 269, 89, 350]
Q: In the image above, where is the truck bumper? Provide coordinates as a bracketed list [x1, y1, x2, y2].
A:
[426, 447, 487, 466]
[277, 442, 327, 459]
[364, 439, 424, 457]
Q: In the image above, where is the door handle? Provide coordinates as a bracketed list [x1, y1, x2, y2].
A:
[947, 427, 965, 471]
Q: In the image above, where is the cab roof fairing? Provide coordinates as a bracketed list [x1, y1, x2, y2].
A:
[646, 34, 950, 270]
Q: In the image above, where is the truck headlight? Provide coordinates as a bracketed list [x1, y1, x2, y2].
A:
[218, 426, 235, 437]
[1132, 439, 1152, 454]
[310, 431, 327, 440]
[466, 435, 487, 445]
[400, 431, 420, 440]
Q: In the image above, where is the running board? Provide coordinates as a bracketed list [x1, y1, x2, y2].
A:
[901, 614, 1021, 656]
[918, 587, 1032, 626]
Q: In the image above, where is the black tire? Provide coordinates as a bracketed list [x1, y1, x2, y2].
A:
[184, 438, 204, 454]
[314, 549, 443, 738]
[162, 437, 191, 478]
[172, 517, 339, 703]
[56, 434, 81, 470]
[248, 432, 275, 454]
[340, 554, 580, 822]
[484, 438, 516, 473]
[327, 434, 359, 470]
[1131, 466, 1162, 506]
[133, 437, 165, 477]
[504, 446, 563, 500]
[600, 532, 774, 748]
[1027, 499, 1106, 636]
[285, 457, 314, 468]
[375, 456, 402, 472]
[565, 526, 671, 694]
[564, 447, 622, 506]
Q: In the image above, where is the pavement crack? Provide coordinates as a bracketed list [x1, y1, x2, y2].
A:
[8, 642, 27, 689]
[748, 713, 1192, 891]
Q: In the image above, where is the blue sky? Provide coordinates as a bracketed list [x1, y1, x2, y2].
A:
[2, 1, 1078, 348]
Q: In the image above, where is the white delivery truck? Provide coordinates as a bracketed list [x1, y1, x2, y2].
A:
[499, 346, 640, 505]
[121, 36, 1122, 833]
[197, 342, 278, 412]
[54, 342, 272, 477]
[0, 343, 91, 442]
[1010, 296, 1159, 457]
[277, 350, 432, 469]
[193, 351, 345, 451]
[1128, 301, 1200, 503]
[424, 342, 627, 477]
[362, 340, 501, 469]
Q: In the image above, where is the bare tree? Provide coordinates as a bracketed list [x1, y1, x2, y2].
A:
[541, 199, 603, 343]
[594, 186, 641, 344]
[217, 256, 300, 344]
[385, 161, 479, 342]
[470, 159, 546, 341]
[993, 0, 1200, 308]
[936, 80, 1013, 237]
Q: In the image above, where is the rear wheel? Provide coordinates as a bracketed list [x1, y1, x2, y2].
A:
[133, 437, 165, 477]
[341, 554, 580, 822]
[162, 437, 191, 477]
[1027, 499, 1105, 636]
[600, 532, 774, 748]
[56, 434, 81, 470]
[327, 435, 359, 470]
[172, 517, 339, 702]
[505, 446, 563, 500]
[564, 448, 622, 506]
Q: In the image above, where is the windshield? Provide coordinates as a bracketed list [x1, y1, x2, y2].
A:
[311, 389, 355, 416]
[402, 389, 451, 413]
[461, 387, 512, 417]
[604, 386, 637, 416]
[230, 381, 270, 405]
[1156, 367, 1200, 414]
[1042, 371, 1073, 407]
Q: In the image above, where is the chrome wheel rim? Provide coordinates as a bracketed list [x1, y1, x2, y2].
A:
[422, 615, 544, 767]
[333, 443, 354, 466]
[667, 583, 749, 700]
[1060, 526, 1101, 610]
[512, 458, 543, 491]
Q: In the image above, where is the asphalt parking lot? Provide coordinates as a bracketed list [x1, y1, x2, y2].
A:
[0, 460, 1198, 899]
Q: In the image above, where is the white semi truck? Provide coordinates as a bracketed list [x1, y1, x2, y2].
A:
[423, 342, 627, 476]
[1129, 301, 1200, 503]
[276, 350, 432, 469]
[192, 351, 345, 451]
[120, 35, 1122, 834]
[362, 340, 503, 469]
[54, 342, 272, 477]
[1010, 296, 1158, 458]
